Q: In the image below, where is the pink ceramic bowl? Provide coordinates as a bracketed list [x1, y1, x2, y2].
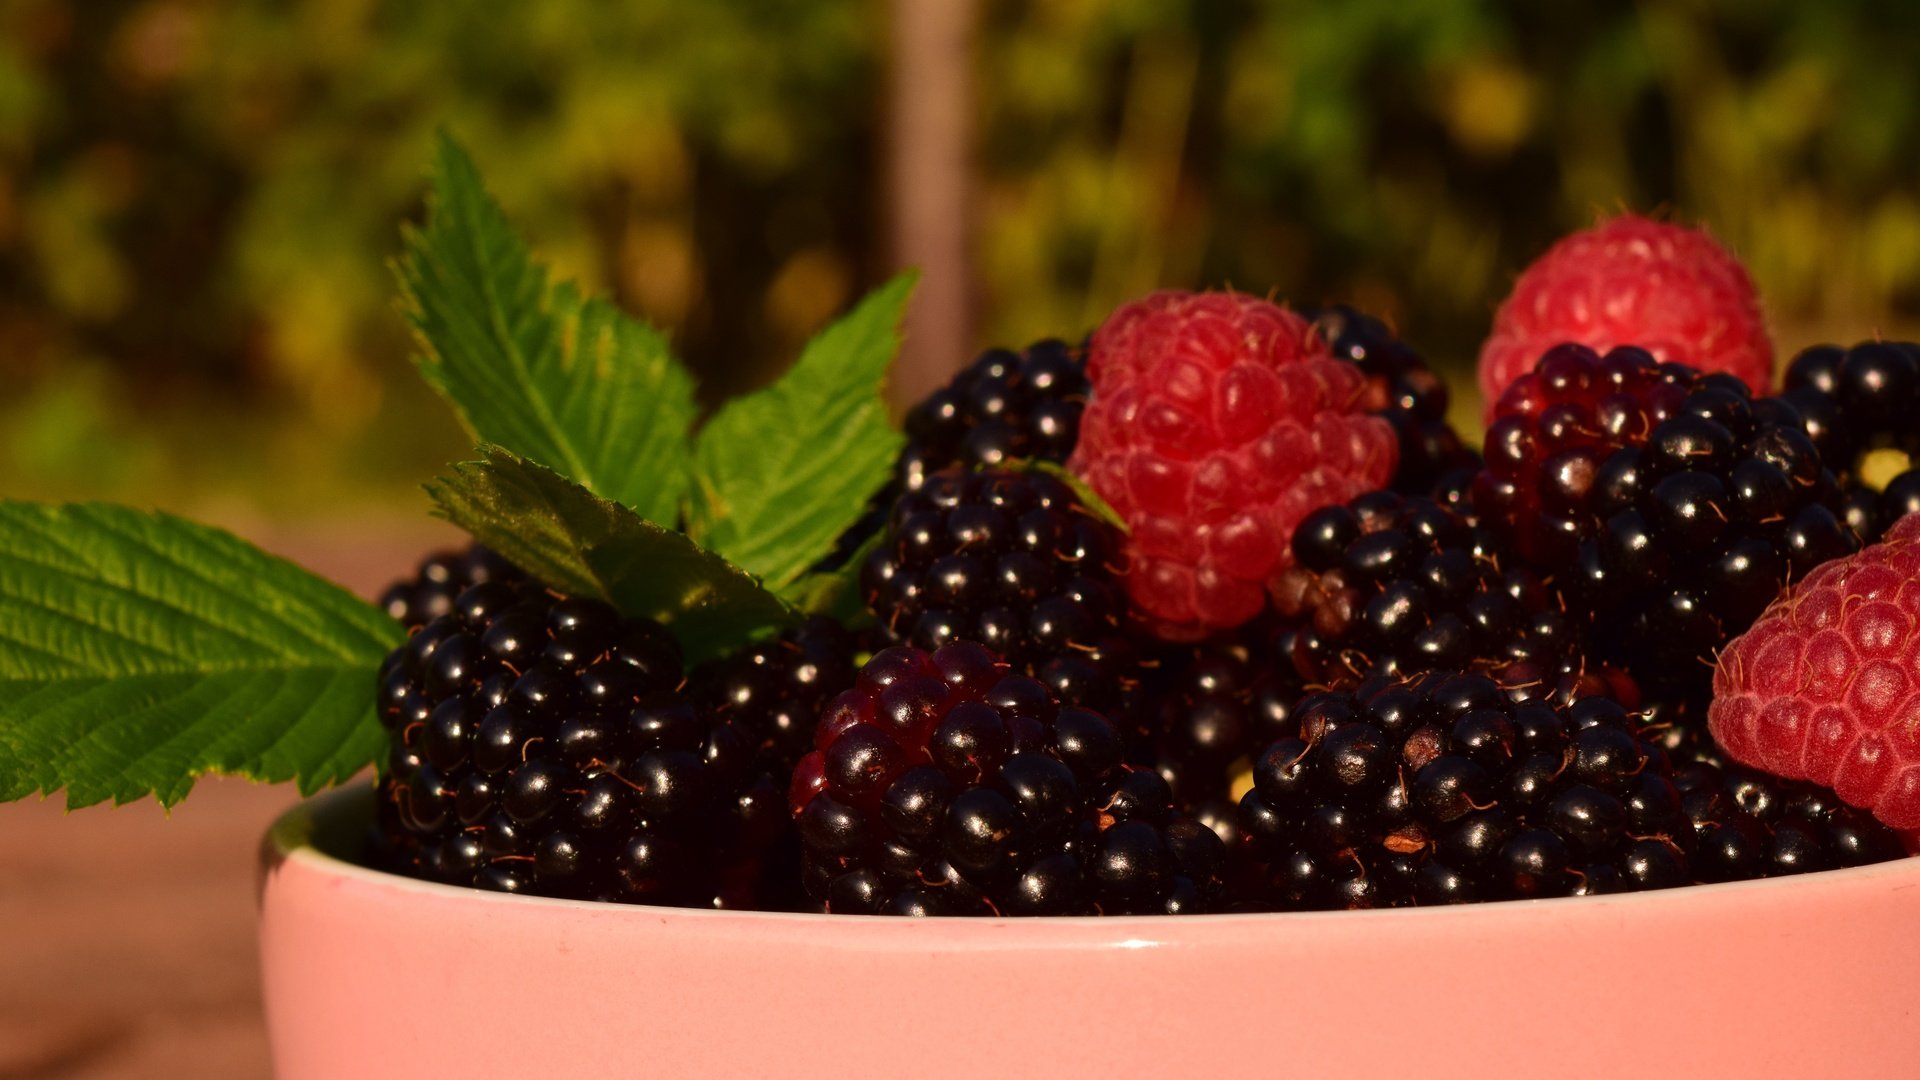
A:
[261, 786, 1920, 1079]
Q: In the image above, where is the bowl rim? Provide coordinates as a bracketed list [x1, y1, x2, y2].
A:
[264, 783, 1920, 928]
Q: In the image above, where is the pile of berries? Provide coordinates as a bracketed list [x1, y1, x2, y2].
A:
[368, 213, 1919, 915]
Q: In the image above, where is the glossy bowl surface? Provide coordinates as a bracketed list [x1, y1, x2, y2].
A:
[260, 787, 1920, 1079]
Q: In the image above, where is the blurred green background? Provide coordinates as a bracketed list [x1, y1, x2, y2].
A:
[5, 0, 1920, 525]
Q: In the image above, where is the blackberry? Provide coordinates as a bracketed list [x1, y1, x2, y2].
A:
[899, 340, 1088, 492]
[1779, 340, 1920, 543]
[690, 615, 864, 772]
[1270, 491, 1611, 702]
[818, 341, 1092, 574]
[1673, 753, 1906, 882]
[1308, 306, 1481, 498]
[376, 544, 525, 630]
[1233, 673, 1695, 909]
[859, 469, 1136, 712]
[790, 642, 1226, 915]
[1562, 396, 1855, 704]
[370, 589, 792, 908]
[1131, 622, 1310, 812]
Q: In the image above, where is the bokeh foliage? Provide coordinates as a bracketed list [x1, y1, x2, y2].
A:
[3, 0, 1919, 516]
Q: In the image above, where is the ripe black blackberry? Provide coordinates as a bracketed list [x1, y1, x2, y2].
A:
[1270, 491, 1614, 703]
[689, 615, 865, 773]
[1558, 377, 1856, 702]
[1234, 673, 1696, 910]
[370, 587, 793, 908]
[790, 642, 1226, 915]
[376, 544, 524, 630]
[899, 340, 1088, 492]
[1308, 306, 1481, 498]
[859, 469, 1137, 712]
[817, 341, 1092, 574]
[1779, 340, 1920, 543]
[1673, 753, 1906, 882]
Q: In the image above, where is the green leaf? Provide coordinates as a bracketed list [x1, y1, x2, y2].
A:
[688, 272, 915, 593]
[0, 502, 404, 809]
[426, 446, 795, 661]
[397, 133, 697, 524]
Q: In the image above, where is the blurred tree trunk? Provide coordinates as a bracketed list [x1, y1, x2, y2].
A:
[886, 0, 975, 411]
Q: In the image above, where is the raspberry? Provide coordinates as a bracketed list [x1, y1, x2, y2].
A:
[1478, 214, 1772, 410]
[791, 642, 1226, 915]
[1070, 290, 1398, 640]
[1234, 673, 1695, 909]
[1307, 305, 1481, 498]
[859, 469, 1137, 712]
[370, 588, 793, 908]
[1778, 340, 1920, 543]
[376, 544, 525, 630]
[1273, 490, 1605, 699]
[1707, 512, 1920, 831]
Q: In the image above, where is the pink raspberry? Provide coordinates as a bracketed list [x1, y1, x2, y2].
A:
[1708, 512, 1920, 831]
[1068, 290, 1397, 641]
[1478, 214, 1772, 414]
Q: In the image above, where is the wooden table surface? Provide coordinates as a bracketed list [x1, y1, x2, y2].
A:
[0, 522, 454, 1079]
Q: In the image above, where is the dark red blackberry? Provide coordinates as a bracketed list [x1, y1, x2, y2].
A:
[1270, 491, 1615, 703]
[790, 642, 1226, 915]
[690, 615, 864, 772]
[370, 589, 793, 908]
[376, 544, 525, 630]
[1473, 343, 1705, 567]
[1233, 673, 1696, 909]
[1308, 306, 1480, 498]
[859, 469, 1136, 712]
[1779, 340, 1920, 543]
[899, 340, 1088, 492]
[1672, 753, 1906, 882]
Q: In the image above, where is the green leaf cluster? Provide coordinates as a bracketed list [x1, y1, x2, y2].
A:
[398, 134, 913, 643]
[0, 135, 914, 806]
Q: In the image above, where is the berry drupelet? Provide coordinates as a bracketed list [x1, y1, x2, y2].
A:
[1308, 305, 1480, 499]
[1234, 673, 1696, 910]
[1270, 491, 1608, 702]
[859, 469, 1136, 712]
[1778, 340, 1920, 543]
[376, 544, 524, 630]
[371, 587, 794, 908]
[790, 642, 1227, 915]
